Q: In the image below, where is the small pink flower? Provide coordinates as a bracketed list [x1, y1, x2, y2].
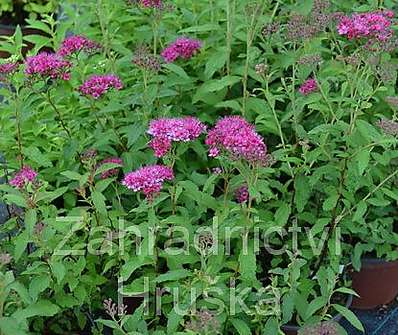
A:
[0, 62, 19, 81]
[58, 35, 101, 57]
[79, 74, 123, 99]
[122, 165, 174, 200]
[212, 167, 222, 175]
[161, 37, 202, 63]
[299, 78, 318, 95]
[148, 117, 206, 157]
[149, 137, 172, 158]
[337, 11, 394, 42]
[205, 116, 267, 164]
[140, 0, 162, 8]
[9, 166, 38, 189]
[25, 52, 72, 81]
[235, 185, 249, 204]
[97, 157, 123, 179]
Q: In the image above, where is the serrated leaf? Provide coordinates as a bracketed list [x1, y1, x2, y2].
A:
[357, 150, 370, 176]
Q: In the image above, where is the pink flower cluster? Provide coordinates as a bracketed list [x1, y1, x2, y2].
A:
[122, 165, 174, 199]
[25, 52, 72, 81]
[0, 62, 19, 81]
[9, 166, 38, 189]
[140, 0, 162, 8]
[161, 37, 202, 63]
[148, 117, 206, 157]
[337, 10, 394, 42]
[79, 74, 123, 99]
[235, 185, 249, 204]
[299, 78, 318, 95]
[205, 116, 267, 164]
[98, 157, 123, 179]
[58, 35, 101, 57]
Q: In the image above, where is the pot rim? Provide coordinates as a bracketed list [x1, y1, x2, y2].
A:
[281, 295, 353, 332]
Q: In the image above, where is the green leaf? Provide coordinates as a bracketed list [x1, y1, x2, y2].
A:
[51, 261, 66, 283]
[230, 318, 251, 335]
[305, 296, 327, 319]
[322, 190, 339, 211]
[14, 231, 29, 262]
[92, 191, 107, 215]
[239, 240, 257, 285]
[12, 300, 59, 322]
[294, 174, 311, 213]
[179, 23, 219, 33]
[353, 201, 367, 223]
[155, 269, 192, 283]
[357, 150, 370, 176]
[29, 275, 50, 302]
[202, 76, 241, 92]
[24, 209, 37, 237]
[22, 147, 52, 167]
[120, 257, 153, 281]
[163, 63, 190, 80]
[332, 304, 364, 332]
[4, 194, 27, 208]
[0, 317, 28, 335]
[61, 171, 82, 181]
[334, 287, 359, 298]
[166, 309, 183, 334]
[274, 203, 291, 226]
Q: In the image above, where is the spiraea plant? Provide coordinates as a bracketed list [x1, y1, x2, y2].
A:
[0, 0, 397, 334]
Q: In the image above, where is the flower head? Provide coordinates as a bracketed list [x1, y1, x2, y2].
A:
[205, 116, 267, 164]
[298, 321, 339, 335]
[25, 52, 71, 81]
[377, 118, 398, 136]
[0, 62, 19, 81]
[148, 117, 206, 157]
[161, 37, 202, 63]
[98, 157, 123, 179]
[9, 166, 38, 189]
[140, 0, 162, 8]
[299, 78, 318, 95]
[235, 185, 249, 204]
[337, 11, 394, 42]
[79, 74, 123, 99]
[122, 165, 174, 199]
[132, 45, 161, 72]
[58, 35, 101, 57]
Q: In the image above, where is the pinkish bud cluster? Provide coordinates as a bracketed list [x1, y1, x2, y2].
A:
[98, 157, 123, 179]
[58, 35, 101, 57]
[9, 166, 38, 189]
[161, 37, 202, 63]
[299, 78, 318, 95]
[205, 116, 267, 164]
[79, 74, 123, 99]
[235, 185, 249, 203]
[25, 52, 72, 81]
[337, 10, 394, 42]
[0, 62, 19, 81]
[122, 165, 174, 199]
[148, 117, 206, 157]
[140, 0, 162, 8]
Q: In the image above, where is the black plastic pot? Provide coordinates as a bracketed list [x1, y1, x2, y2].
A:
[351, 258, 398, 310]
[281, 295, 353, 335]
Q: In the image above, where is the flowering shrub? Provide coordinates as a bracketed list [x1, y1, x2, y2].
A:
[0, 0, 398, 334]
